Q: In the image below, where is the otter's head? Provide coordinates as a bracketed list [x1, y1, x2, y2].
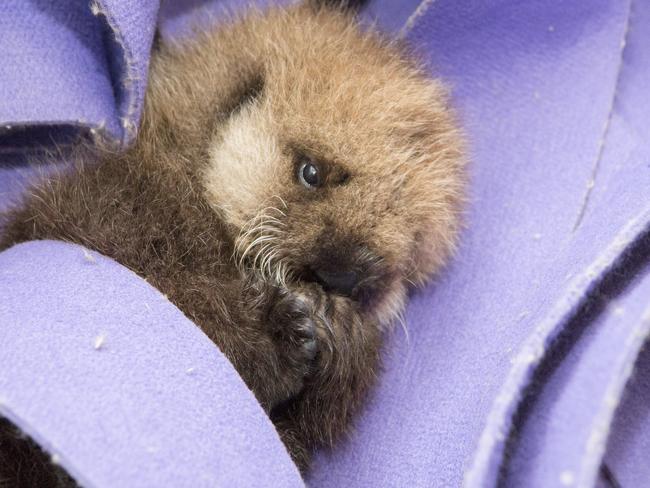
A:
[147, 6, 465, 326]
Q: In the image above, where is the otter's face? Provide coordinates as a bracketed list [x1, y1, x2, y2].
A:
[201, 29, 463, 326]
[152, 7, 465, 326]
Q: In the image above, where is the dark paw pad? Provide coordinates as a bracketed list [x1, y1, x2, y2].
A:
[269, 289, 321, 371]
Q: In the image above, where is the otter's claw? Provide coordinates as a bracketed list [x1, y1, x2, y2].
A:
[268, 287, 322, 374]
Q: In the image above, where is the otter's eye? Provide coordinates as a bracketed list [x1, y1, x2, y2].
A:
[298, 160, 321, 189]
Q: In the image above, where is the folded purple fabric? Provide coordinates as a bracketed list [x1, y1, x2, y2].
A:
[2, 0, 650, 487]
[0, 0, 157, 147]
[0, 240, 302, 487]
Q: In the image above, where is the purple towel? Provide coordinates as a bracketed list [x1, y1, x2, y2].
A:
[2, 0, 650, 486]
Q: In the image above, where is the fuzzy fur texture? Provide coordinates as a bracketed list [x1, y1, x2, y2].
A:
[0, 3, 465, 485]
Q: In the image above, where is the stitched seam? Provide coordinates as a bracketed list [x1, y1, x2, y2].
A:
[572, 0, 634, 232]
[90, 0, 143, 147]
[465, 204, 650, 487]
[578, 309, 650, 487]
[399, 0, 436, 39]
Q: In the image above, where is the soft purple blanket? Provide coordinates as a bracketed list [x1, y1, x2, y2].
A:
[1, 1, 649, 486]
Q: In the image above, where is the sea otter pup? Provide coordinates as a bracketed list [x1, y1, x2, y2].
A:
[0, 0, 465, 483]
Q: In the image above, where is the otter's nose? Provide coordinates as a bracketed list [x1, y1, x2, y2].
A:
[313, 268, 359, 297]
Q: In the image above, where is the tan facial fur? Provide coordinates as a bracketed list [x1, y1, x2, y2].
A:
[195, 6, 466, 326]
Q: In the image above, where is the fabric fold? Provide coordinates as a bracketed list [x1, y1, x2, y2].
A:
[0, 0, 158, 149]
[0, 240, 302, 487]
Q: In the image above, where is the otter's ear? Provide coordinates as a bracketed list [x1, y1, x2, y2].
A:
[222, 72, 265, 118]
[306, 0, 368, 13]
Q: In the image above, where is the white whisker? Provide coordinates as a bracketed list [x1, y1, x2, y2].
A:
[233, 198, 291, 287]
[396, 309, 410, 345]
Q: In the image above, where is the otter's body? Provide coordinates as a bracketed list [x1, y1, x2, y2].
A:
[0, 3, 465, 485]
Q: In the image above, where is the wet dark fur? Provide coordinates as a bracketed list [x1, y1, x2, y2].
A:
[0, 2, 464, 486]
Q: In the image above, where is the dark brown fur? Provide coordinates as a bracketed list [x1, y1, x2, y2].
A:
[0, 3, 465, 485]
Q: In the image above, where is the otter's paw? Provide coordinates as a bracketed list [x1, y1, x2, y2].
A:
[268, 287, 321, 375]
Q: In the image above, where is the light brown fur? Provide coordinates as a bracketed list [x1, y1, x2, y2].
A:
[0, 3, 465, 485]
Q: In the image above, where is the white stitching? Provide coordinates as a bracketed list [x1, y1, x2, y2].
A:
[572, 0, 633, 232]
[577, 308, 650, 487]
[90, 0, 143, 147]
[399, 0, 436, 39]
